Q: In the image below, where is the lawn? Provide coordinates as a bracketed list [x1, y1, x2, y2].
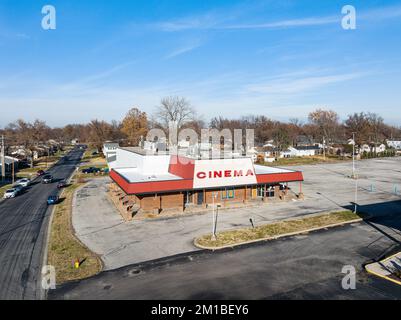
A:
[47, 182, 102, 284]
[0, 183, 12, 198]
[263, 155, 350, 167]
[195, 210, 362, 249]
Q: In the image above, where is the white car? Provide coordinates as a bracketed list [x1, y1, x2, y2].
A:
[16, 178, 31, 187]
[3, 188, 19, 199]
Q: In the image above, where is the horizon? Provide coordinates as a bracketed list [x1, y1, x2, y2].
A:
[1, 0, 401, 127]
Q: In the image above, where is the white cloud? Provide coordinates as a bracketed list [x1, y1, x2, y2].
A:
[222, 16, 338, 30]
[164, 41, 203, 59]
[246, 73, 363, 95]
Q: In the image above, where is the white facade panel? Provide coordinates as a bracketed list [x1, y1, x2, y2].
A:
[193, 158, 257, 189]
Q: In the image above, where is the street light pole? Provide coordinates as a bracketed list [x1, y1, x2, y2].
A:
[211, 192, 217, 241]
[352, 132, 356, 178]
[1, 135, 5, 182]
[351, 132, 358, 213]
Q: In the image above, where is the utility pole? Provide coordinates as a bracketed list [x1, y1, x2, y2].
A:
[1, 135, 5, 182]
[352, 132, 356, 179]
[323, 136, 326, 160]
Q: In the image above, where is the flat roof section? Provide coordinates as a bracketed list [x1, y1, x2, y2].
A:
[253, 165, 294, 175]
[115, 168, 183, 183]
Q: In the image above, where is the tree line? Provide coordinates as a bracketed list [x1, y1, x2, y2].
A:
[1, 96, 401, 152]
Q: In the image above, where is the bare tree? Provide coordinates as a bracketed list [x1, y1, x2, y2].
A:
[308, 109, 340, 144]
[154, 96, 196, 131]
[88, 119, 113, 152]
[367, 112, 384, 154]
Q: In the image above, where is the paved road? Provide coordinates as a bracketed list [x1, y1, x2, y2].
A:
[51, 205, 401, 300]
[0, 148, 83, 300]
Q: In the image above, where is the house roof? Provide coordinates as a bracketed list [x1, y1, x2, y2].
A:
[294, 146, 321, 151]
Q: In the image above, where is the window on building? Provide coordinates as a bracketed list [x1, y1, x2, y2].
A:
[221, 188, 235, 199]
[185, 191, 194, 204]
[257, 185, 265, 197]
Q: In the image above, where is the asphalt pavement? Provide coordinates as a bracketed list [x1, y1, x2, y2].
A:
[51, 205, 401, 300]
[0, 147, 83, 300]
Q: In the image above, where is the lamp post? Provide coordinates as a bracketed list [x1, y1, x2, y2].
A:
[352, 132, 355, 176]
[352, 132, 358, 214]
[211, 192, 218, 241]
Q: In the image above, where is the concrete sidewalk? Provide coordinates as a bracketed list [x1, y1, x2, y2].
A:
[72, 157, 401, 270]
[366, 252, 401, 286]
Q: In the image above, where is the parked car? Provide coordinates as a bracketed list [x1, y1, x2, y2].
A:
[57, 180, 67, 189]
[42, 175, 53, 184]
[3, 188, 19, 199]
[15, 178, 31, 188]
[12, 184, 24, 193]
[37, 170, 45, 176]
[81, 167, 101, 174]
[47, 195, 59, 205]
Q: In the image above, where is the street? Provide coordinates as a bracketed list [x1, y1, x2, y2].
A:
[51, 204, 401, 300]
[0, 148, 83, 300]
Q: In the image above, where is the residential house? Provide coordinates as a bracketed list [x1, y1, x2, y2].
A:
[387, 140, 401, 150]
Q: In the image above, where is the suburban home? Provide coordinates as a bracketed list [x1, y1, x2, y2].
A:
[0, 156, 20, 177]
[359, 144, 371, 153]
[372, 144, 387, 153]
[277, 146, 321, 158]
[387, 140, 401, 150]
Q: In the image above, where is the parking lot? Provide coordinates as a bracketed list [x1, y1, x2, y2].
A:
[72, 157, 401, 270]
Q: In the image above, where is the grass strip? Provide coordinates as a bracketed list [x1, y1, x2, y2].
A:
[47, 182, 102, 284]
[195, 210, 361, 249]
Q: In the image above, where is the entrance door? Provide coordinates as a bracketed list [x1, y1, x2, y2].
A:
[197, 190, 204, 205]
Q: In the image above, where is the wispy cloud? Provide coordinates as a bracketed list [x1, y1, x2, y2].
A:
[152, 12, 224, 32]
[222, 16, 338, 30]
[152, 4, 401, 32]
[246, 72, 363, 95]
[164, 41, 203, 59]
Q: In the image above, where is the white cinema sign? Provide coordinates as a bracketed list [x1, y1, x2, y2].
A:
[193, 158, 257, 189]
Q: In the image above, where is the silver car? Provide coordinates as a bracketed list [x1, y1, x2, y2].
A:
[15, 178, 30, 187]
[3, 188, 19, 199]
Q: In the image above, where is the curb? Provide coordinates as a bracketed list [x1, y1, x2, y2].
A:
[194, 217, 363, 251]
[365, 251, 401, 286]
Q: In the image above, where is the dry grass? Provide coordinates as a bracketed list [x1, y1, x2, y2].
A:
[265, 155, 350, 167]
[195, 210, 360, 248]
[0, 184, 12, 198]
[47, 183, 102, 284]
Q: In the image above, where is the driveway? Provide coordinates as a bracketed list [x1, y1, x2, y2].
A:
[72, 157, 401, 270]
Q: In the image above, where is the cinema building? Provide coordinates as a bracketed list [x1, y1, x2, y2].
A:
[109, 147, 304, 221]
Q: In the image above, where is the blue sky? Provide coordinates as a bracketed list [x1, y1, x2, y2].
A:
[1, 0, 401, 127]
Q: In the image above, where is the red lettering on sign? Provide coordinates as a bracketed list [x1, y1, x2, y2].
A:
[196, 169, 255, 180]
[197, 172, 206, 179]
[214, 171, 222, 178]
[233, 170, 243, 177]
